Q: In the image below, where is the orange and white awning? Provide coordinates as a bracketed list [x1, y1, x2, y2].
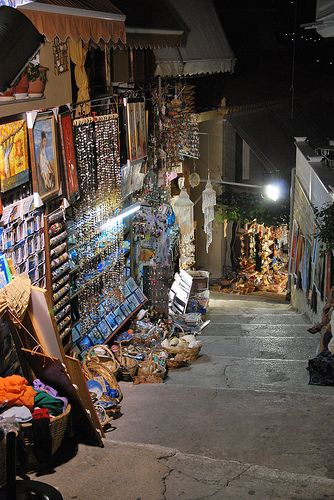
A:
[18, 0, 126, 44]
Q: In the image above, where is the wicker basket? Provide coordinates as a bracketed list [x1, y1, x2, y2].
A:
[165, 344, 202, 362]
[85, 345, 120, 376]
[133, 358, 166, 385]
[166, 354, 189, 369]
[20, 404, 71, 465]
[115, 344, 138, 381]
[83, 360, 123, 403]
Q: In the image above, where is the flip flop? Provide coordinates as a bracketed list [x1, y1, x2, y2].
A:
[307, 326, 321, 334]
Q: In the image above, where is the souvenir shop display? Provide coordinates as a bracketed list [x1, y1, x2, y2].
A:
[150, 82, 200, 175]
[72, 278, 147, 356]
[0, 63, 209, 462]
[70, 111, 124, 336]
[44, 207, 72, 350]
[1, 194, 45, 288]
[214, 223, 289, 295]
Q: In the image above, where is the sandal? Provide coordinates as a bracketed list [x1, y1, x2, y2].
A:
[307, 326, 321, 334]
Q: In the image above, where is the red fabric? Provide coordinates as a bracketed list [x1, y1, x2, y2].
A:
[32, 408, 50, 420]
[0, 375, 36, 411]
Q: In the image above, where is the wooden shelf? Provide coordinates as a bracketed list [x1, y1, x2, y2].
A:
[103, 299, 147, 344]
[0, 96, 45, 107]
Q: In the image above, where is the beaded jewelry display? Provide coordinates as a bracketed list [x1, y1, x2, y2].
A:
[72, 113, 124, 335]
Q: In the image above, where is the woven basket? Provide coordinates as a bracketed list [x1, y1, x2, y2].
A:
[85, 345, 120, 376]
[166, 353, 188, 369]
[115, 344, 138, 381]
[83, 360, 123, 403]
[20, 404, 71, 465]
[133, 358, 166, 385]
[165, 344, 201, 362]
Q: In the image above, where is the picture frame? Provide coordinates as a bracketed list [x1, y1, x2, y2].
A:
[96, 319, 111, 339]
[59, 111, 79, 202]
[30, 112, 61, 202]
[126, 101, 147, 162]
[0, 114, 30, 193]
[105, 312, 117, 331]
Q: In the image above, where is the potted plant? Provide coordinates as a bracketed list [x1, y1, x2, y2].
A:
[27, 63, 48, 98]
[0, 85, 15, 102]
[13, 70, 29, 99]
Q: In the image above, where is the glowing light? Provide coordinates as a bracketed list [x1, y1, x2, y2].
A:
[100, 203, 141, 230]
[264, 184, 280, 202]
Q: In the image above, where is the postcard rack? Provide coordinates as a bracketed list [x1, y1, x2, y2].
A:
[0, 194, 46, 288]
[44, 207, 72, 352]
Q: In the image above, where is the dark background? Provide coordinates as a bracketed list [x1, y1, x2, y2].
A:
[194, 0, 334, 110]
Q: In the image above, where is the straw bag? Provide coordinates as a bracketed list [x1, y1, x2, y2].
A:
[85, 345, 120, 376]
[115, 344, 138, 381]
[133, 357, 166, 385]
[165, 344, 201, 362]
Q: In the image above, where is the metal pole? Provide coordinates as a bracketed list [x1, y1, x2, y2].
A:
[199, 179, 263, 189]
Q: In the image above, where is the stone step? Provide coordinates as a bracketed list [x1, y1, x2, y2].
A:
[208, 309, 303, 315]
[166, 355, 332, 395]
[31, 438, 334, 500]
[162, 448, 334, 500]
[114, 383, 334, 479]
[202, 323, 311, 337]
[205, 314, 310, 325]
[200, 336, 319, 360]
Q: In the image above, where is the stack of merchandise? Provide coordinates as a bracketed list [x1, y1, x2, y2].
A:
[213, 224, 289, 295]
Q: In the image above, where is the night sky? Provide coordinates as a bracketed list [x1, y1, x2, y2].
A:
[194, 0, 334, 110]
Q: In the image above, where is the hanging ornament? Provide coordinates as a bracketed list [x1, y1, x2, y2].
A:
[173, 187, 194, 236]
[202, 173, 216, 253]
[173, 187, 195, 269]
[189, 160, 200, 188]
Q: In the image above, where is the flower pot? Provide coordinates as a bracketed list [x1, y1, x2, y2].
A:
[0, 86, 15, 102]
[14, 73, 29, 99]
[28, 66, 48, 98]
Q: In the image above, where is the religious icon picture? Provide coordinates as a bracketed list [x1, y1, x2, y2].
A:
[126, 101, 147, 162]
[0, 115, 29, 193]
[59, 111, 79, 201]
[30, 113, 61, 202]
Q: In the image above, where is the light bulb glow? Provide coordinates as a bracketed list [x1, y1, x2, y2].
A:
[264, 184, 280, 202]
[100, 203, 141, 230]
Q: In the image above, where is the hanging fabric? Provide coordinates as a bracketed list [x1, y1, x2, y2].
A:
[69, 39, 90, 116]
[202, 174, 216, 253]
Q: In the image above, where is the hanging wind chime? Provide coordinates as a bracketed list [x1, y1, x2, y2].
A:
[202, 173, 216, 253]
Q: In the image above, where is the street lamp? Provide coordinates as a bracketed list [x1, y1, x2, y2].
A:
[264, 183, 280, 202]
[196, 179, 282, 203]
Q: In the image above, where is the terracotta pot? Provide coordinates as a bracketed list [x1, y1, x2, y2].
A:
[14, 73, 29, 99]
[28, 67, 48, 98]
[0, 86, 15, 101]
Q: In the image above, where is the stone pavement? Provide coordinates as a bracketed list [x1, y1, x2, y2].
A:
[35, 292, 334, 499]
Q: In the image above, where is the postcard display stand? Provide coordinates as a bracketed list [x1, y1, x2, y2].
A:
[169, 270, 193, 315]
[0, 195, 46, 288]
[44, 208, 72, 352]
[72, 277, 148, 355]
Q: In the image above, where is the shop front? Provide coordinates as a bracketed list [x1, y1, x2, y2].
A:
[0, 3, 210, 484]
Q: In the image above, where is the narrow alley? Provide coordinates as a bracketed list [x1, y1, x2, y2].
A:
[39, 292, 334, 499]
